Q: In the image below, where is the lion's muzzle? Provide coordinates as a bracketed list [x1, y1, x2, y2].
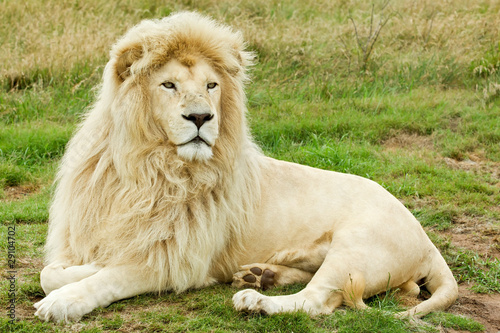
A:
[182, 113, 214, 130]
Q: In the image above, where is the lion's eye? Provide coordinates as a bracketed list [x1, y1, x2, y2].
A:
[162, 82, 176, 90]
[207, 82, 218, 90]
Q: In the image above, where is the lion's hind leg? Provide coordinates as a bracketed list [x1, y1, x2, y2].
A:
[232, 264, 313, 290]
[233, 236, 330, 290]
[233, 248, 358, 315]
[234, 234, 404, 316]
[40, 262, 102, 295]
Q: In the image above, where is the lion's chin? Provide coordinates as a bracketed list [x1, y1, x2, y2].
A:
[176, 141, 214, 162]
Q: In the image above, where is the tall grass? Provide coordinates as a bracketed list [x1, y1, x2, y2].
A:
[2, 0, 499, 86]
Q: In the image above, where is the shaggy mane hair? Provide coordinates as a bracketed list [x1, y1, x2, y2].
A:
[46, 12, 261, 292]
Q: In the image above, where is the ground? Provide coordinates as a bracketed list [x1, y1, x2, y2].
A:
[449, 285, 500, 332]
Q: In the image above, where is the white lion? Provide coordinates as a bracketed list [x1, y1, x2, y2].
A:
[35, 12, 457, 323]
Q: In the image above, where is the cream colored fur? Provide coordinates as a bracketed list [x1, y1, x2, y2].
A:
[35, 12, 457, 323]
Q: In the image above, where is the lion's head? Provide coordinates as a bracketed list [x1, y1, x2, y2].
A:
[100, 12, 254, 164]
[147, 58, 221, 161]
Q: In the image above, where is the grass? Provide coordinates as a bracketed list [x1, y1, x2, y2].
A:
[425, 312, 485, 332]
[1, 0, 499, 331]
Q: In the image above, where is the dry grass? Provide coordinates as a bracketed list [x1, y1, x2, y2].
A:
[2, 0, 499, 80]
[1, 0, 167, 78]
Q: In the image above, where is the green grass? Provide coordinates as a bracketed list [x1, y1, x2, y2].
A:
[1, 0, 499, 331]
[425, 312, 485, 332]
[448, 249, 500, 293]
[0, 191, 52, 224]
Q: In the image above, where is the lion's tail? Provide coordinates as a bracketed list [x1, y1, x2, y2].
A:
[397, 254, 458, 319]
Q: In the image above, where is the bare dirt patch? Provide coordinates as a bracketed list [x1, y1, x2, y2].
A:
[448, 284, 500, 332]
[444, 155, 500, 187]
[444, 216, 500, 260]
[1, 185, 38, 202]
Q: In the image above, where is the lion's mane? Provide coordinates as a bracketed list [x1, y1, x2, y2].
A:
[45, 12, 261, 292]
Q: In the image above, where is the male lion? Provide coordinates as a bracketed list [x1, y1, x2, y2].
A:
[35, 12, 457, 323]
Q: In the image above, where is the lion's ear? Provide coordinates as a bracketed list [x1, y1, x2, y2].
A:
[115, 47, 143, 82]
[237, 50, 255, 68]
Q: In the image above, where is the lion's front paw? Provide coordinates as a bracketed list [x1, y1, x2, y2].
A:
[34, 285, 96, 323]
[232, 264, 276, 290]
[232, 289, 280, 314]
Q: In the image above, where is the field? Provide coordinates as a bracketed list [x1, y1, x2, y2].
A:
[1, 0, 499, 332]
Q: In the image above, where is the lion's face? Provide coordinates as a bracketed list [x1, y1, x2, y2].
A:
[149, 59, 222, 162]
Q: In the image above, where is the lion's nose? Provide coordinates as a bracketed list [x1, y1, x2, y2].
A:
[182, 113, 214, 130]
